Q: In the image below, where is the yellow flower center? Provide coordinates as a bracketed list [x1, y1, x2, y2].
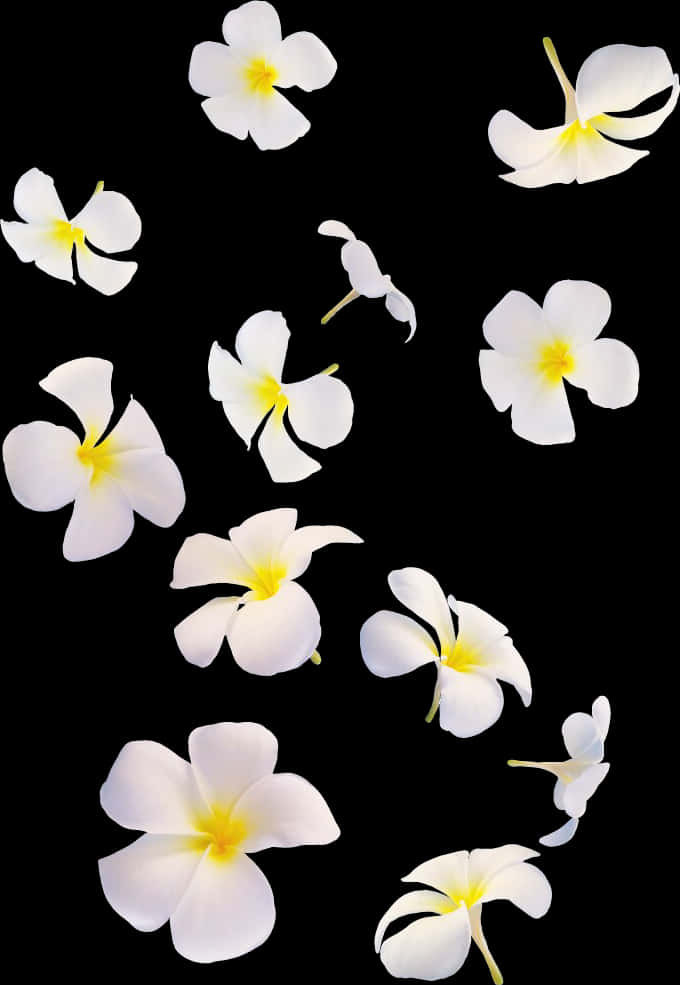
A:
[244, 57, 279, 95]
[77, 435, 117, 485]
[443, 883, 485, 910]
[246, 558, 289, 601]
[558, 116, 609, 146]
[195, 810, 248, 863]
[51, 220, 85, 250]
[537, 340, 575, 385]
[441, 639, 479, 673]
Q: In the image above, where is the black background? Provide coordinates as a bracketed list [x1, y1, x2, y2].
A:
[1, 3, 674, 983]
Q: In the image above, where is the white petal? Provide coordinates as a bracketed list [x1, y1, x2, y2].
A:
[479, 350, 537, 412]
[278, 523, 363, 580]
[388, 567, 455, 655]
[235, 310, 289, 381]
[63, 476, 134, 561]
[539, 817, 579, 847]
[562, 711, 604, 761]
[100, 739, 206, 833]
[174, 598, 241, 668]
[75, 244, 137, 295]
[385, 287, 417, 341]
[511, 380, 575, 445]
[227, 582, 321, 675]
[1, 220, 55, 262]
[575, 129, 648, 184]
[3, 422, 84, 510]
[35, 240, 76, 283]
[318, 219, 356, 240]
[222, 1, 282, 56]
[274, 32, 337, 91]
[375, 890, 453, 952]
[110, 450, 184, 527]
[208, 341, 271, 447]
[380, 908, 471, 981]
[482, 290, 549, 358]
[234, 772, 339, 852]
[455, 601, 508, 652]
[258, 407, 321, 481]
[563, 763, 610, 817]
[360, 611, 438, 678]
[40, 356, 113, 439]
[105, 398, 164, 452]
[467, 845, 539, 888]
[202, 93, 250, 139]
[402, 851, 470, 896]
[478, 636, 532, 706]
[595, 74, 679, 139]
[188, 721, 278, 813]
[591, 696, 611, 741]
[170, 851, 275, 963]
[99, 834, 204, 931]
[565, 338, 639, 409]
[189, 41, 240, 96]
[488, 111, 568, 169]
[439, 668, 504, 738]
[500, 139, 577, 187]
[542, 280, 611, 346]
[248, 90, 310, 150]
[340, 240, 388, 297]
[12, 167, 67, 224]
[71, 190, 141, 254]
[228, 507, 298, 572]
[478, 861, 552, 917]
[172, 533, 256, 589]
[284, 374, 353, 449]
[576, 43, 675, 123]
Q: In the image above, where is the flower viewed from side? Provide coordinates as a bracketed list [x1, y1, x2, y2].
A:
[360, 567, 531, 738]
[1, 167, 141, 294]
[172, 508, 362, 673]
[189, 1, 336, 150]
[209, 310, 353, 482]
[3, 358, 185, 561]
[508, 696, 611, 847]
[479, 280, 639, 445]
[318, 220, 416, 341]
[99, 722, 340, 963]
[488, 38, 678, 186]
[376, 845, 551, 982]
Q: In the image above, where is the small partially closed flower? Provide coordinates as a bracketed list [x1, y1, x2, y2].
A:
[376, 845, 551, 982]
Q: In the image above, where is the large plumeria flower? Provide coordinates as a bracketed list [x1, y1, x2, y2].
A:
[508, 696, 611, 847]
[1, 167, 140, 294]
[360, 568, 531, 738]
[209, 310, 353, 482]
[99, 721, 340, 963]
[480, 280, 639, 445]
[189, 2, 336, 150]
[318, 220, 416, 341]
[489, 38, 678, 186]
[172, 507, 362, 673]
[376, 845, 551, 983]
[3, 357, 185, 561]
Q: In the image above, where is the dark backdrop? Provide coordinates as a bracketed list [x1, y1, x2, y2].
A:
[1, 3, 673, 983]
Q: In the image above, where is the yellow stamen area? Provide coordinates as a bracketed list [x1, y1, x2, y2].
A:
[51, 220, 85, 251]
[443, 884, 485, 911]
[76, 434, 118, 485]
[441, 639, 480, 673]
[558, 117, 609, 144]
[246, 555, 289, 601]
[193, 809, 248, 863]
[244, 57, 279, 95]
[537, 340, 575, 385]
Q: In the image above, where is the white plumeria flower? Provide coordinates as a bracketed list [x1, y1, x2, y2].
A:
[189, 1, 336, 150]
[99, 721, 340, 963]
[480, 280, 639, 445]
[508, 696, 611, 847]
[209, 310, 353, 483]
[489, 38, 679, 186]
[3, 357, 185, 561]
[1, 167, 141, 294]
[172, 507, 362, 674]
[376, 845, 551, 983]
[360, 567, 531, 738]
[318, 220, 416, 341]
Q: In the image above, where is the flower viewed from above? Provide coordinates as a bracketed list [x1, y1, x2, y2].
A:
[99, 722, 340, 963]
[318, 220, 416, 341]
[488, 38, 678, 186]
[172, 507, 362, 673]
[1, 167, 141, 294]
[189, 1, 336, 150]
[376, 845, 551, 982]
[3, 358, 185, 561]
[479, 280, 639, 445]
[360, 567, 531, 738]
[508, 696, 611, 847]
[209, 310, 353, 482]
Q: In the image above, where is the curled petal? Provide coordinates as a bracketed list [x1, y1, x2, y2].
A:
[402, 850, 470, 896]
[234, 772, 340, 852]
[340, 240, 388, 297]
[208, 341, 271, 447]
[539, 817, 580, 847]
[318, 219, 356, 240]
[477, 861, 552, 917]
[12, 167, 67, 224]
[258, 407, 321, 482]
[360, 610, 438, 678]
[274, 32, 337, 91]
[106, 398, 164, 453]
[278, 523, 362, 580]
[595, 73, 679, 140]
[576, 43, 675, 123]
[248, 90, 310, 150]
[562, 763, 610, 818]
[188, 721, 278, 813]
[574, 130, 648, 184]
[174, 598, 241, 668]
[479, 636, 532, 707]
[71, 190, 141, 254]
[565, 338, 639, 409]
[591, 696, 611, 741]
[380, 908, 472, 980]
[62, 477, 134, 561]
[375, 890, 453, 952]
[562, 711, 604, 762]
[284, 374, 353, 449]
[488, 111, 569, 169]
[500, 139, 577, 187]
[385, 287, 417, 341]
[3, 422, 84, 511]
[222, 1, 282, 56]
[388, 567, 455, 656]
[172, 533, 256, 590]
[228, 507, 298, 572]
[439, 668, 504, 738]
[227, 581, 321, 675]
[75, 245, 137, 295]
[455, 601, 507, 652]
[111, 449, 185, 527]
[234, 310, 289, 382]
[40, 357, 113, 439]
[468, 845, 539, 888]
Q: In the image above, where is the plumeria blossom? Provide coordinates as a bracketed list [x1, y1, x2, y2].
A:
[189, 2, 336, 150]
[480, 280, 639, 445]
[172, 508, 362, 673]
[209, 310, 353, 482]
[489, 38, 679, 186]
[1, 167, 141, 294]
[99, 721, 340, 963]
[376, 845, 551, 983]
[508, 696, 611, 847]
[318, 220, 416, 341]
[360, 568, 531, 738]
[3, 358, 185, 561]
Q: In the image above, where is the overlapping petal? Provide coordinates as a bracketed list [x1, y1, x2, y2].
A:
[227, 581, 321, 674]
[388, 567, 455, 655]
[575, 43, 676, 123]
[380, 907, 471, 981]
[174, 598, 241, 667]
[341, 240, 389, 297]
[2, 422, 84, 511]
[70, 190, 141, 253]
[439, 668, 505, 738]
[75, 245, 138, 296]
[258, 406, 321, 481]
[234, 772, 340, 852]
[283, 374, 353, 449]
[13, 167, 67, 223]
[278, 523, 363, 579]
[375, 890, 454, 951]
[188, 722, 278, 812]
[274, 32, 337, 91]
[39, 356, 114, 439]
[360, 610, 439, 677]
[171, 533, 257, 589]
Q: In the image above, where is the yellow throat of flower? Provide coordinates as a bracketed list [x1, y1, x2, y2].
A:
[441, 638, 479, 673]
[537, 340, 575, 385]
[244, 57, 279, 95]
[77, 434, 118, 485]
[193, 809, 248, 863]
[51, 220, 85, 251]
